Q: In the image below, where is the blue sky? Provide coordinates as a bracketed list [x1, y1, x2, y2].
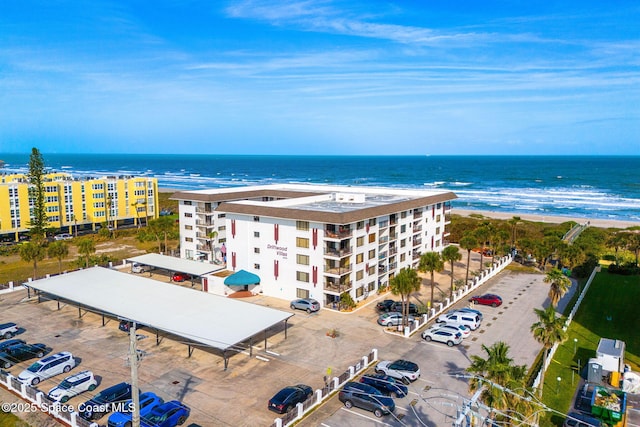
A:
[1, 1, 638, 155]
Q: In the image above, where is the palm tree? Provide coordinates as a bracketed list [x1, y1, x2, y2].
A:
[606, 232, 628, 265]
[147, 216, 175, 254]
[544, 268, 572, 307]
[19, 241, 45, 279]
[459, 233, 477, 287]
[474, 226, 490, 271]
[508, 216, 522, 248]
[467, 341, 532, 424]
[418, 252, 444, 309]
[77, 238, 96, 268]
[207, 230, 219, 262]
[531, 306, 568, 396]
[389, 268, 421, 326]
[442, 245, 462, 300]
[48, 240, 69, 273]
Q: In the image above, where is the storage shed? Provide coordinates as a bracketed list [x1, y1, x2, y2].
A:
[596, 338, 626, 373]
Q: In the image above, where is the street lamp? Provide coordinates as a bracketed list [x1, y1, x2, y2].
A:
[556, 376, 562, 394]
[574, 338, 578, 355]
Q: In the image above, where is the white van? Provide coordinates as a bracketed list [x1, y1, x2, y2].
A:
[436, 311, 481, 331]
[18, 351, 75, 386]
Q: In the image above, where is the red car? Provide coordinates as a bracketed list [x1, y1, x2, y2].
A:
[470, 294, 502, 307]
[172, 272, 192, 282]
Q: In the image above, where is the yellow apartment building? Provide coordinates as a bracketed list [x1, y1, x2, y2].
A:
[0, 172, 158, 241]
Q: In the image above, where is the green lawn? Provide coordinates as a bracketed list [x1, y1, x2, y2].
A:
[0, 411, 31, 427]
[540, 270, 640, 426]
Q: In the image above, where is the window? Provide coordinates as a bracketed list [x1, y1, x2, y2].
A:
[356, 221, 364, 230]
[435, 239, 441, 247]
[400, 224, 406, 233]
[436, 227, 441, 235]
[296, 237, 309, 248]
[184, 201, 192, 206]
[356, 287, 364, 297]
[253, 216, 260, 222]
[254, 264, 260, 270]
[401, 211, 407, 218]
[368, 265, 376, 275]
[400, 239, 406, 248]
[368, 249, 376, 260]
[368, 281, 376, 291]
[184, 213, 192, 218]
[254, 247, 260, 254]
[436, 214, 441, 222]
[356, 236, 364, 247]
[297, 254, 309, 265]
[296, 221, 309, 231]
[356, 270, 364, 281]
[254, 231, 260, 238]
[296, 288, 310, 298]
[296, 271, 309, 282]
[368, 218, 376, 226]
[185, 237, 193, 242]
[368, 233, 376, 243]
[356, 253, 364, 264]
[185, 225, 192, 230]
[400, 253, 406, 262]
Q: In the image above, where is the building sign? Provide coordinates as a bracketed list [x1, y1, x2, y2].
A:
[267, 244, 288, 259]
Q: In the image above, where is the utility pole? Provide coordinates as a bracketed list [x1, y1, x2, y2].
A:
[454, 387, 484, 427]
[129, 321, 141, 427]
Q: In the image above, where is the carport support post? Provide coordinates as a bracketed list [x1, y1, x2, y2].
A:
[187, 345, 193, 358]
[223, 350, 228, 371]
[285, 319, 289, 339]
[78, 305, 81, 318]
[249, 337, 253, 357]
[57, 299, 60, 310]
[102, 314, 105, 327]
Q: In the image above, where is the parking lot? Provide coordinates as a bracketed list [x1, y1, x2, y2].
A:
[0, 267, 556, 427]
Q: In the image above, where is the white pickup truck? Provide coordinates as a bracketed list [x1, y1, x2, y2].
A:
[0, 323, 18, 339]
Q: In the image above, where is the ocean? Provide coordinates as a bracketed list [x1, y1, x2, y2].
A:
[1, 154, 639, 223]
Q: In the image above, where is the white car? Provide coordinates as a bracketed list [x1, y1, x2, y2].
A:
[436, 311, 481, 331]
[374, 360, 420, 384]
[131, 263, 148, 273]
[426, 323, 471, 339]
[48, 370, 97, 403]
[54, 233, 73, 241]
[422, 328, 463, 346]
[377, 312, 415, 327]
[18, 351, 75, 386]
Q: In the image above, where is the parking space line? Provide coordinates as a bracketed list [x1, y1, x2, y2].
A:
[340, 407, 397, 426]
[419, 341, 461, 352]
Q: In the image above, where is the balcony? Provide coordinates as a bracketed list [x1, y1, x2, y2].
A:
[378, 235, 389, 243]
[196, 207, 214, 214]
[412, 251, 421, 260]
[378, 265, 388, 274]
[325, 226, 353, 240]
[324, 279, 353, 294]
[389, 247, 398, 256]
[379, 220, 389, 229]
[413, 210, 423, 219]
[195, 219, 214, 226]
[413, 225, 422, 233]
[389, 232, 397, 240]
[378, 251, 387, 260]
[413, 237, 422, 247]
[324, 263, 353, 276]
[324, 246, 353, 258]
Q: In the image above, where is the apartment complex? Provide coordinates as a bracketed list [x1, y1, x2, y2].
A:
[0, 172, 158, 240]
[172, 184, 456, 308]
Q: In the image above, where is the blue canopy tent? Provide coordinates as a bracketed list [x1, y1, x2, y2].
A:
[224, 270, 260, 292]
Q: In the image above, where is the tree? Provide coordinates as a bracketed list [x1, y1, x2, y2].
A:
[147, 216, 175, 254]
[48, 240, 69, 273]
[544, 268, 572, 307]
[606, 232, 629, 265]
[530, 306, 568, 396]
[19, 241, 45, 279]
[467, 341, 532, 424]
[207, 230, 219, 262]
[418, 252, 444, 308]
[628, 233, 640, 267]
[508, 216, 522, 247]
[77, 238, 96, 268]
[474, 225, 491, 271]
[27, 148, 48, 240]
[459, 233, 478, 287]
[442, 245, 462, 300]
[389, 268, 421, 326]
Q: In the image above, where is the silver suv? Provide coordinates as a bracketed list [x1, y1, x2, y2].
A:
[18, 351, 75, 386]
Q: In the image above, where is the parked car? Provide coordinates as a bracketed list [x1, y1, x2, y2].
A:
[421, 328, 463, 346]
[18, 351, 75, 386]
[79, 382, 132, 421]
[470, 294, 503, 307]
[289, 298, 320, 313]
[0, 342, 47, 369]
[452, 307, 484, 320]
[268, 384, 313, 414]
[171, 273, 192, 282]
[375, 299, 397, 312]
[140, 400, 190, 427]
[108, 391, 164, 427]
[377, 312, 415, 327]
[359, 373, 408, 398]
[0, 322, 18, 340]
[437, 311, 482, 331]
[390, 301, 419, 315]
[0, 339, 26, 352]
[118, 320, 146, 333]
[131, 263, 148, 274]
[424, 323, 470, 339]
[563, 411, 604, 427]
[48, 370, 97, 403]
[338, 381, 395, 418]
[375, 360, 420, 384]
[54, 233, 73, 241]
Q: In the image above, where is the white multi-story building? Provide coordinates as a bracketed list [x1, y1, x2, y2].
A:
[171, 184, 456, 309]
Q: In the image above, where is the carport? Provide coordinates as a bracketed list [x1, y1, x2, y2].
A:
[25, 266, 293, 369]
[126, 253, 224, 289]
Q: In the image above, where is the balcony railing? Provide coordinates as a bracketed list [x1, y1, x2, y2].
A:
[379, 220, 389, 229]
[389, 232, 397, 240]
[413, 211, 423, 219]
[389, 247, 398, 256]
[378, 251, 387, 260]
[324, 246, 353, 258]
[325, 228, 353, 239]
[195, 219, 214, 226]
[378, 235, 389, 243]
[413, 238, 422, 247]
[413, 225, 422, 233]
[378, 265, 388, 274]
[324, 280, 353, 293]
[196, 207, 214, 214]
[412, 252, 421, 260]
[324, 264, 353, 276]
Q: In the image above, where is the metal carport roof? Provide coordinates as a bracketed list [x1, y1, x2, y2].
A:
[126, 253, 223, 277]
[26, 267, 293, 367]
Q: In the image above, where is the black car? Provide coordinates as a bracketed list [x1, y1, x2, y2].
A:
[375, 300, 397, 312]
[79, 382, 132, 420]
[359, 373, 408, 398]
[390, 301, 419, 315]
[118, 320, 146, 333]
[0, 339, 26, 352]
[338, 381, 395, 418]
[0, 343, 47, 369]
[268, 384, 313, 414]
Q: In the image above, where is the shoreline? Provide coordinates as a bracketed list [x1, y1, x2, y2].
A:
[160, 187, 638, 230]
